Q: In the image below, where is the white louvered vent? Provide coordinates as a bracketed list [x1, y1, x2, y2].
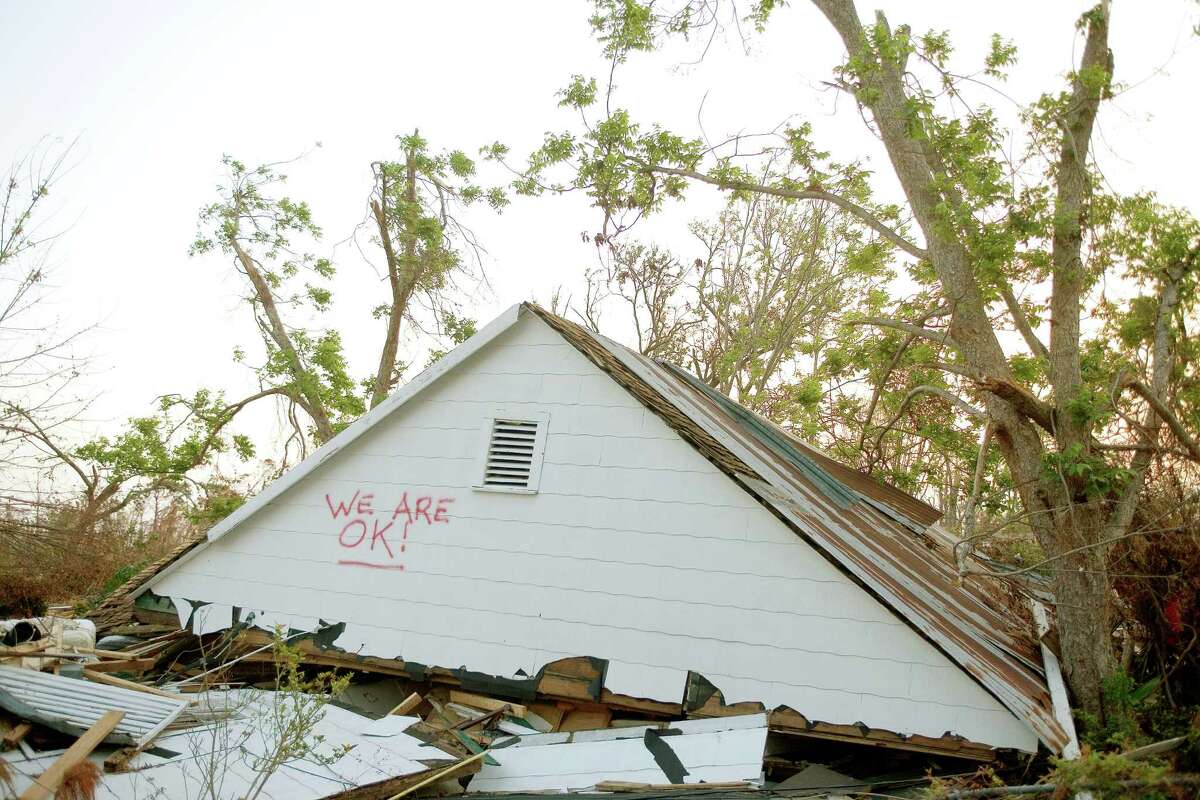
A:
[478, 417, 546, 492]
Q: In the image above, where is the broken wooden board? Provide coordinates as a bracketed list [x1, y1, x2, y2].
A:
[2, 720, 32, 748]
[18, 709, 124, 800]
[389, 691, 423, 716]
[449, 690, 527, 718]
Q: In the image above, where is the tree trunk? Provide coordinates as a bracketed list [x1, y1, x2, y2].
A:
[810, 0, 1121, 718]
[230, 238, 336, 443]
[1044, 505, 1120, 716]
[370, 154, 422, 410]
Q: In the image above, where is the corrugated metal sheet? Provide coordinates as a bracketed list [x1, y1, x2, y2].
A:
[0, 666, 188, 747]
[529, 305, 1068, 753]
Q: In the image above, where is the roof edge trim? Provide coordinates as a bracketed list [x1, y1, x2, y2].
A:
[136, 303, 526, 595]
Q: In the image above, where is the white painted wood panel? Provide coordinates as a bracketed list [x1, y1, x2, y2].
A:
[151, 313, 1038, 751]
[468, 724, 768, 796]
[470, 715, 769, 792]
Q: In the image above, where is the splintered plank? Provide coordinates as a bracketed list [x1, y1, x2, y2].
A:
[535, 656, 603, 701]
[559, 708, 612, 732]
[389, 692, 424, 716]
[79, 657, 156, 674]
[448, 690, 527, 718]
[599, 689, 683, 717]
[768, 709, 995, 762]
[3, 721, 32, 748]
[82, 669, 195, 703]
[526, 702, 566, 731]
[595, 781, 752, 792]
[321, 757, 483, 800]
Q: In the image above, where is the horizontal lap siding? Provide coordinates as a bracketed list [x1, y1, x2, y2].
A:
[152, 314, 1035, 749]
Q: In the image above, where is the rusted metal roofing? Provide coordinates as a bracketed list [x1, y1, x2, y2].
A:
[528, 304, 1068, 754]
[91, 531, 207, 632]
[777, 427, 943, 528]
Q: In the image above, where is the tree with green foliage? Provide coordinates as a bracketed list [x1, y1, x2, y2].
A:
[562, 177, 893, 440]
[508, 0, 1200, 719]
[193, 137, 500, 454]
[364, 131, 504, 409]
[192, 157, 364, 447]
[3, 389, 256, 539]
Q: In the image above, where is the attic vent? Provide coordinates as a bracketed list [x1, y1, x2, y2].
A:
[476, 414, 548, 493]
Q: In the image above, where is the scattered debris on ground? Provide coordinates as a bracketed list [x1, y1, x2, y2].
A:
[2, 610, 1196, 799]
[0, 609, 1013, 800]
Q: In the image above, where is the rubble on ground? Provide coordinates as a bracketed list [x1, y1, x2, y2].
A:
[0, 613, 1025, 799]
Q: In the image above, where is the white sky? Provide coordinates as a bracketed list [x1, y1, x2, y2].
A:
[2, 0, 1197, 467]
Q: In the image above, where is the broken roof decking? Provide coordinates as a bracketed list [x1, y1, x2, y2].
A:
[92, 532, 206, 632]
[526, 306, 1068, 754]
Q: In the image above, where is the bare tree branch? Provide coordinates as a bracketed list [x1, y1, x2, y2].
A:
[640, 162, 929, 260]
[999, 282, 1049, 359]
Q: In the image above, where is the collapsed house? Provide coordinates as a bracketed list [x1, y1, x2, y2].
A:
[3, 303, 1079, 797]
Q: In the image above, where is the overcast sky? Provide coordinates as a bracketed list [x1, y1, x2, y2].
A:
[2, 0, 1197, 464]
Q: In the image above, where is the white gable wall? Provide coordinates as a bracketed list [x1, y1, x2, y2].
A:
[150, 313, 1037, 751]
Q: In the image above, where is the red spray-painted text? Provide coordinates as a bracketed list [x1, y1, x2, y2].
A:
[325, 489, 453, 571]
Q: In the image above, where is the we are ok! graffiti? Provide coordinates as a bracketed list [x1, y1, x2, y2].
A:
[325, 489, 454, 571]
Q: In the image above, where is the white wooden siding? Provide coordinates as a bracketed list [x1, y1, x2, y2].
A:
[151, 314, 1037, 751]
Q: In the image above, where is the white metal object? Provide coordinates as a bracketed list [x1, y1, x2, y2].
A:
[0, 665, 187, 747]
[469, 713, 769, 792]
[1032, 602, 1081, 759]
[136, 303, 524, 592]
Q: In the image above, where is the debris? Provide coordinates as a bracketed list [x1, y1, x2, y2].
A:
[104, 690, 445, 799]
[101, 745, 139, 774]
[390, 691, 424, 716]
[1, 688, 459, 799]
[593, 780, 754, 791]
[775, 764, 869, 796]
[449, 690, 527, 719]
[103, 624, 178, 638]
[80, 669, 194, 703]
[18, 709, 124, 800]
[384, 750, 494, 800]
[3, 721, 33, 748]
[0, 665, 187, 747]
